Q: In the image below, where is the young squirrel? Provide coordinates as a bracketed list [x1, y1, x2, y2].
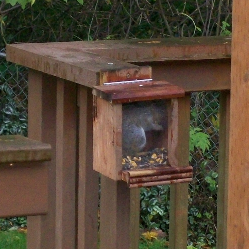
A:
[122, 101, 167, 155]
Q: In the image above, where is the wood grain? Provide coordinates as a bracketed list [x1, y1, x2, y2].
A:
[6, 37, 231, 90]
[93, 97, 122, 180]
[217, 91, 230, 249]
[55, 79, 77, 249]
[0, 135, 51, 163]
[27, 71, 57, 249]
[93, 80, 185, 103]
[168, 97, 190, 249]
[227, 1, 249, 248]
[77, 86, 99, 249]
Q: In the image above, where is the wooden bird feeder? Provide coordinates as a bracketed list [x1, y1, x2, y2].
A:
[0, 135, 51, 217]
[92, 80, 193, 187]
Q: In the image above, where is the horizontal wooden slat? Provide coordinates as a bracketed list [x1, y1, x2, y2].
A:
[121, 166, 193, 188]
[6, 36, 231, 91]
[0, 135, 51, 163]
[0, 162, 48, 217]
[93, 81, 185, 103]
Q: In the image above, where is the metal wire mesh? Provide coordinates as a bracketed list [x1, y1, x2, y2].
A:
[0, 51, 28, 135]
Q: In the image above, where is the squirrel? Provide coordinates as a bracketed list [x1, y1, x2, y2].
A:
[122, 100, 167, 155]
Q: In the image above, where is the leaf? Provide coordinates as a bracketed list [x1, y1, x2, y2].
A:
[189, 127, 211, 154]
[142, 231, 158, 241]
[76, 0, 83, 4]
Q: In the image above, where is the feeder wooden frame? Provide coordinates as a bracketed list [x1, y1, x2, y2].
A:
[93, 80, 193, 185]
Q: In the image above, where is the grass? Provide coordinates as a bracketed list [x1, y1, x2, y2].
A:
[139, 239, 168, 249]
[0, 231, 26, 249]
[0, 231, 168, 249]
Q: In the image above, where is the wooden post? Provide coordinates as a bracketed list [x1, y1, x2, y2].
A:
[27, 72, 78, 249]
[99, 176, 131, 249]
[217, 91, 230, 249]
[168, 96, 190, 249]
[55, 79, 77, 249]
[228, 1, 249, 247]
[27, 71, 57, 249]
[77, 86, 99, 249]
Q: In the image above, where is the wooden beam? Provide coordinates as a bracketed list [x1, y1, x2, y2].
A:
[55, 79, 77, 249]
[227, 1, 249, 248]
[0, 135, 51, 163]
[77, 86, 99, 249]
[99, 176, 131, 249]
[6, 37, 231, 91]
[27, 71, 57, 249]
[168, 96, 190, 249]
[217, 91, 230, 249]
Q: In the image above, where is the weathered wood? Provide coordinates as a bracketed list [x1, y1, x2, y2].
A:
[99, 66, 152, 84]
[130, 188, 140, 249]
[0, 162, 48, 217]
[168, 97, 190, 249]
[227, 1, 249, 248]
[55, 79, 77, 249]
[27, 71, 57, 249]
[122, 165, 192, 178]
[93, 81, 185, 103]
[128, 172, 193, 184]
[99, 176, 131, 249]
[77, 86, 99, 249]
[0, 135, 51, 163]
[148, 59, 231, 92]
[93, 97, 122, 181]
[129, 178, 192, 188]
[217, 91, 230, 249]
[6, 37, 231, 91]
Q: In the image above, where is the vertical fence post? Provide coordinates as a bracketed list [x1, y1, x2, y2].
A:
[168, 96, 190, 249]
[228, 1, 249, 247]
[77, 86, 99, 249]
[55, 79, 77, 249]
[27, 71, 57, 249]
[217, 91, 230, 249]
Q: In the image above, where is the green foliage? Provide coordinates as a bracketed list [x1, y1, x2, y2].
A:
[189, 127, 211, 161]
[0, 217, 27, 231]
[140, 185, 170, 232]
[188, 161, 217, 247]
[139, 238, 167, 249]
[5, 0, 83, 9]
[220, 21, 231, 36]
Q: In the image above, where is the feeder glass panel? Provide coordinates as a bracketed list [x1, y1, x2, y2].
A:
[122, 100, 168, 171]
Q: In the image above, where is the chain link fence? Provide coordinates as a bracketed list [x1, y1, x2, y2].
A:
[0, 51, 28, 135]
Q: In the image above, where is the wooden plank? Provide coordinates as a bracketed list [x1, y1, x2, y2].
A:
[0, 135, 51, 163]
[6, 37, 231, 91]
[217, 91, 230, 249]
[6, 44, 146, 88]
[99, 176, 131, 249]
[0, 162, 48, 217]
[227, 1, 249, 248]
[130, 188, 140, 249]
[27, 71, 57, 249]
[55, 79, 77, 249]
[99, 66, 152, 85]
[77, 86, 99, 249]
[149, 59, 231, 92]
[93, 81, 185, 103]
[6, 36, 231, 66]
[93, 97, 122, 181]
[168, 97, 190, 249]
